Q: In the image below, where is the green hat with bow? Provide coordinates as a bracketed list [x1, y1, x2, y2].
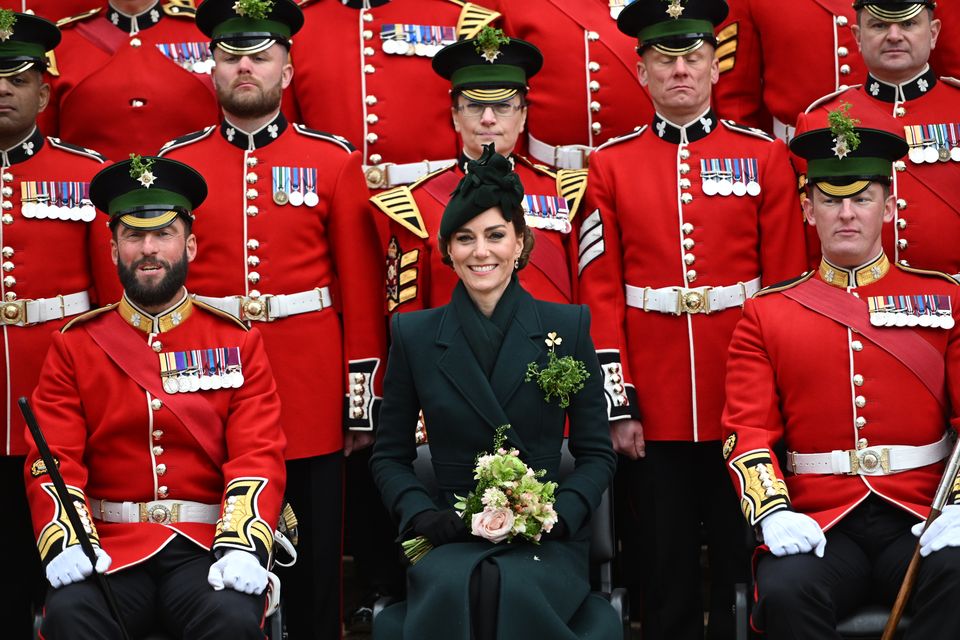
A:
[440, 144, 525, 238]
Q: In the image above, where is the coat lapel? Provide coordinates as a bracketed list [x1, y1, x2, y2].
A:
[436, 306, 512, 431]
[489, 293, 544, 410]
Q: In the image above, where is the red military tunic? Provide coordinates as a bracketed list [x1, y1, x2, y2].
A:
[931, 1, 960, 79]
[371, 155, 587, 312]
[290, 0, 500, 190]
[0, 1, 98, 21]
[795, 69, 960, 277]
[713, 0, 865, 138]
[25, 294, 285, 572]
[579, 111, 806, 440]
[40, 1, 218, 161]
[495, 0, 656, 168]
[159, 114, 386, 459]
[0, 127, 104, 456]
[722, 257, 960, 530]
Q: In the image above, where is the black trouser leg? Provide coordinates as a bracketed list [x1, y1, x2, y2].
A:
[1, 455, 44, 638]
[277, 453, 344, 640]
[636, 441, 749, 640]
[155, 537, 266, 639]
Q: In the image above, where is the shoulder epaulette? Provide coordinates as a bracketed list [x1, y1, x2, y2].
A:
[370, 185, 429, 239]
[716, 21, 738, 74]
[56, 7, 102, 28]
[754, 271, 815, 297]
[452, 2, 501, 40]
[192, 299, 250, 329]
[46, 137, 106, 163]
[557, 169, 588, 221]
[158, 126, 216, 156]
[594, 125, 647, 153]
[514, 154, 556, 178]
[895, 262, 960, 284]
[292, 124, 355, 153]
[721, 119, 775, 142]
[939, 76, 960, 90]
[803, 85, 860, 114]
[163, 0, 197, 19]
[61, 303, 118, 332]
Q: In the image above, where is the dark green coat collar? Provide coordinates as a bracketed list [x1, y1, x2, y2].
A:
[435, 287, 544, 453]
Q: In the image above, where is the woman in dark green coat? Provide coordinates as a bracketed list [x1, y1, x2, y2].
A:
[370, 146, 620, 640]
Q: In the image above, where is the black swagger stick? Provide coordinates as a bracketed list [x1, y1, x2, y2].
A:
[19, 397, 131, 640]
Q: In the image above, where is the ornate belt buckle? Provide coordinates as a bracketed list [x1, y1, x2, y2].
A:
[241, 294, 272, 322]
[140, 502, 181, 524]
[0, 299, 26, 325]
[365, 165, 386, 190]
[678, 289, 711, 314]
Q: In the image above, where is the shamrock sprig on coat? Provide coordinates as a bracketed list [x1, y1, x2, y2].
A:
[525, 332, 589, 409]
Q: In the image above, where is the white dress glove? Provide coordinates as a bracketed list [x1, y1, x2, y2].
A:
[912, 504, 960, 557]
[207, 549, 268, 595]
[760, 510, 827, 558]
[46, 545, 111, 589]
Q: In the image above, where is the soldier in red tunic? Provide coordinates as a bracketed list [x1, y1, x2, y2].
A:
[372, 28, 588, 315]
[493, 0, 657, 169]
[290, 0, 500, 192]
[578, 1, 807, 636]
[0, 12, 104, 635]
[714, 0, 866, 139]
[723, 112, 960, 639]
[158, 1, 387, 637]
[25, 155, 286, 639]
[795, 0, 960, 277]
[38, 0, 219, 162]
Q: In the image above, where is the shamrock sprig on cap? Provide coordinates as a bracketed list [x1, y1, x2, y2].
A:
[828, 102, 861, 160]
[233, 0, 274, 20]
[525, 332, 590, 409]
[474, 26, 510, 64]
[0, 9, 17, 42]
[129, 154, 157, 189]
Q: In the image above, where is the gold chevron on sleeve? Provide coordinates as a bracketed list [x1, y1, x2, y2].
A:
[215, 477, 274, 556]
[557, 169, 589, 221]
[455, 3, 502, 40]
[371, 187, 429, 239]
[37, 484, 100, 563]
[716, 22, 738, 74]
[729, 450, 790, 525]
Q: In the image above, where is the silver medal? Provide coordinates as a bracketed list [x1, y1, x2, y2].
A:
[303, 191, 319, 207]
[746, 180, 762, 197]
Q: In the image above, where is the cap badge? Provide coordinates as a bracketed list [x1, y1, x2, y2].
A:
[828, 102, 861, 160]
[665, 0, 686, 19]
[233, 0, 274, 20]
[474, 26, 510, 64]
[0, 10, 17, 42]
[129, 154, 157, 189]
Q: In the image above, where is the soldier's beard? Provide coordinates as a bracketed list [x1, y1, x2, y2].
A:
[219, 78, 283, 120]
[118, 251, 189, 309]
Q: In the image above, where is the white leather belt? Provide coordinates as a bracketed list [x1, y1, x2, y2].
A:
[0, 290, 90, 326]
[787, 433, 952, 476]
[91, 498, 220, 525]
[528, 133, 592, 169]
[194, 287, 332, 322]
[772, 117, 797, 143]
[363, 159, 456, 189]
[624, 277, 761, 315]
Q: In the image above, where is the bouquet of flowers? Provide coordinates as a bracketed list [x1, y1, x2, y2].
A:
[403, 425, 559, 565]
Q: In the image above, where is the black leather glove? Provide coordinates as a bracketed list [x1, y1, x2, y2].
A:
[541, 517, 568, 541]
[411, 509, 469, 547]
